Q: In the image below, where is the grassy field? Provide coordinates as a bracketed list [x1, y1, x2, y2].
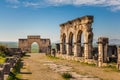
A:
[31, 44, 39, 53]
[0, 42, 18, 48]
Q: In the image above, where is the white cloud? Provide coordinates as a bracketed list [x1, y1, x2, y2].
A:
[47, 0, 120, 11]
[6, 0, 20, 4]
[5, 0, 120, 11]
[23, 2, 40, 7]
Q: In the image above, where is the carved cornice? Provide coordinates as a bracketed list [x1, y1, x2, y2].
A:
[60, 15, 94, 27]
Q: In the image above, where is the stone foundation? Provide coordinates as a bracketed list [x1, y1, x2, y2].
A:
[56, 54, 97, 65]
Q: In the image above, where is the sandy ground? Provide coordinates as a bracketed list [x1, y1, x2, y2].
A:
[20, 53, 120, 80]
[20, 53, 64, 80]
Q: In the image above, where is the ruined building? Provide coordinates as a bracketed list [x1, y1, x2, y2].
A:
[19, 35, 51, 53]
[60, 15, 93, 61]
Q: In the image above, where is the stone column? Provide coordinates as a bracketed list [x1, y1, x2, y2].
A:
[84, 43, 89, 62]
[74, 42, 78, 57]
[74, 43, 82, 57]
[88, 43, 93, 58]
[60, 43, 63, 54]
[98, 37, 109, 67]
[66, 43, 69, 55]
[117, 46, 120, 70]
[98, 42, 103, 67]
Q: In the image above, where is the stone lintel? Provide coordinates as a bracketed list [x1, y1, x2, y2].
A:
[19, 39, 27, 41]
[27, 35, 41, 39]
[98, 37, 109, 44]
[83, 42, 89, 44]
[60, 43, 63, 44]
[60, 15, 94, 27]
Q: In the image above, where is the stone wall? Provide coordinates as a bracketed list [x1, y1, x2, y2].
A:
[0, 53, 23, 80]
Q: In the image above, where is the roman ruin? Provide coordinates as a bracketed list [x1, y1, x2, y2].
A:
[19, 35, 51, 53]
[59, 15, 93, 62]
[98, 37, 109, 67]
[57, 15, 119, 68]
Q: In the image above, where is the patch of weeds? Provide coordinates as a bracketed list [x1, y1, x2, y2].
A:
[102, 64, 120, 72]
[80, 62, 96, 67]
[62, 72, 72, 80]
[87, 63, 96, 66]
[102, 64, 116, 69]
[47, 55, 59, 59]
[22, 66, 26, 69]
[7, 60, 22, 80]
[7, 72, 20, 80]
[0, 56, 6, 63]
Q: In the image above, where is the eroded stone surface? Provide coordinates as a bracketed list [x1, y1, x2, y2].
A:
[44, 60, 101, 80]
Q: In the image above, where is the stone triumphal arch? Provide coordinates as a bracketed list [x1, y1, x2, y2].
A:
[60, 15, 93, 59]
[19, 35, 51, 53]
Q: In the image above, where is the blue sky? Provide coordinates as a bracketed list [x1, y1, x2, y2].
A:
[0, 0, 120, 42]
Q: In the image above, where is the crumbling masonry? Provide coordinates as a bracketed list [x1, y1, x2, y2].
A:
[19, 35, 51, 53]
[60, 16, 93, 61]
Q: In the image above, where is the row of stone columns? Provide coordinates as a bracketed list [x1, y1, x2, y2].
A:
[97, 37, 120, 70]
[60, 42, 92, 60]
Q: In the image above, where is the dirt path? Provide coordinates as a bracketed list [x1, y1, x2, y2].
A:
[20, 53, 120, 80]
[20, 53, 64, 80]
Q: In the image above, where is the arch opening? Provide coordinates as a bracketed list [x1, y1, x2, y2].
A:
[62, 33, 66, 54]
[69, 32, 74, 55]
[88, 33, 93, 58]
[77, 31, 84, 57]
[31, 42, 39, 53]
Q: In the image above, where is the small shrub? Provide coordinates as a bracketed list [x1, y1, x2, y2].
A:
[7, 72, 20, 80]
[47, 55, 59, 59]
[62, 72, 72, 79]
[80, 62, 96, 66]
[7, 60, 22, 80]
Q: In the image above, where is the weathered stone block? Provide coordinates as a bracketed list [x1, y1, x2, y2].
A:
[4, 63, 10, 74]
[0, 68, 4, 80]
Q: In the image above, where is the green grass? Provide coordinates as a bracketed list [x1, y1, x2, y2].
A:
[7, 60, 22, 80]
[47, 55, 59, 59]
[31, 44, 39, 53]
[102, 63, 120, 72]
[62, 72, 72, 80]
[80, 62, 96, 67]
[0, 56, 6, 63]
[31, 49, 39, 53]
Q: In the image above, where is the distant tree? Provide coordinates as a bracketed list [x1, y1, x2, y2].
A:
[0, 45, 9, 57]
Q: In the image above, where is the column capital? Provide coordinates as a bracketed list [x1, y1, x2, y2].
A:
[83, 42, 88, 44]
[60, 43, 63, 44]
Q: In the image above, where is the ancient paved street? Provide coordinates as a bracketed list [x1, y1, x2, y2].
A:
[20, 53, 120, 80]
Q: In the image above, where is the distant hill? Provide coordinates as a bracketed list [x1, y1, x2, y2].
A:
[0, 39, 119, 49]
[0, 42, 18, 48]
